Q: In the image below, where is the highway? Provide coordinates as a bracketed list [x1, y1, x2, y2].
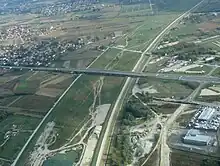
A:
[1, 65, 220, 84]
[95, 1, 206, 165]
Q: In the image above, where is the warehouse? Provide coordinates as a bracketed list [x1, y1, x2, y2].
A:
[188, 106, 220, 131]
[198, 107, 215, 121]
[183, 129, 212, 146]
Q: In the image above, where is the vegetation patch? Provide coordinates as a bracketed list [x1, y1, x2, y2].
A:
[0, 115, 40, 160]
[150, 103, 180, 114]
[109, 96, 154, 165]
[171, 150, 220, 166]
[176, 112, 195, 127]
[13, 80, 40, 95]
[11, 95, 55, 112]
[43, 149, 82, 166]
[138, 79, 197, 100]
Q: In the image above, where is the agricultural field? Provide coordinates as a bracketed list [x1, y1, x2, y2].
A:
[166, 12, 220, 43]
[150, 103, 180, 115]
[106, 1, 220, 166]
[196, 0, 220, 13]
[42, 149, 82, 166]
[115, 13, 181, 50]
[15, 46, 142, 165]
[11, 6, 183, 164]
[0, 115, 40, 160]
[1, 0, 219, 165]
[195, 83, 220, 103]
[13, 80, 40, 95]
[137, 78, 198, 100]
[171, 150, 220, 166]
[152, 0, 202, 12]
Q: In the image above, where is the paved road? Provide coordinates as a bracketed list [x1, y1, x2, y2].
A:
[160, 104, 188, 166]
[95, 1, 206, 165]
[1, 65, 220, 83]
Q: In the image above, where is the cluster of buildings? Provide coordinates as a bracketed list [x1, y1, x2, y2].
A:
[37, 3, 103, 16]
[183, 106, 220, 146]
[35, 3, 84, 16]
[0, 38, 84, 67]
[0, 0, 103, 16]
[0, 25, 49, 43]
[159, 56, 190, 73]
[188, 106, 220, 131]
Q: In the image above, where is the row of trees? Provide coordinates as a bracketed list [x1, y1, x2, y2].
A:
[110, 133, 133, 165]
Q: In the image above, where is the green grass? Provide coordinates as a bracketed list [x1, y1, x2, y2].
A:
[27, 72, 54, 82]
[16, 44, 141, 164]
[189, 65, 212, 74]
[138, 79, 196, 100]
[211, 67, 220, 77]
[113, 51, 141, 71]
[91, 48, 121, 68]
[0, 115, 40, 132]
[0, 115, 40, 160]
[196, 95, 220, 103]
[171, 149, 220, 166]
[44, 77, 75, 89]
[100, 77, 124, 104]
[125, 13, 180, 50]
[48, 49, 140, 149]
[155, 0, 202, 12]
[202, 42, 220, 52]
[12, 9, 189, 165]
[167, 65, 213, 76]
[150, 103, 180, 114]
[0, 96, 19, 106]
[120, 4, 150, 13]
[15, 47, 124, 155]
[13, 80, 40, 94]
[11, 95, 56, 112]
[0, 132, 30, 160]
[171, 23, 199, 39]
[176, 112, 195, 127]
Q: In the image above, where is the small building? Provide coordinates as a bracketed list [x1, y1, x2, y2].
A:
[113, 31, 123, 38]
[183, 129, 212, 146]
[205, 56, 215, 62]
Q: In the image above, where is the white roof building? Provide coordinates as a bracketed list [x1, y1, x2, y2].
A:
[198, 108, 215, 121]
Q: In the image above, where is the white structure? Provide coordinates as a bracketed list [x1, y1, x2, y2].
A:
[183, 129, 212, 146]
[198, 107, 215, 121]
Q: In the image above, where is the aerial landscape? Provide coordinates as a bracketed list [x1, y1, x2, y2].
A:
[0, 0, 220, 166]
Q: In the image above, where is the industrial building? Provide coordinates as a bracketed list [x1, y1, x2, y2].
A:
[188, 106, 220, 131]
[198, 107, 215, 121]
[183, 129, 212, 146]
